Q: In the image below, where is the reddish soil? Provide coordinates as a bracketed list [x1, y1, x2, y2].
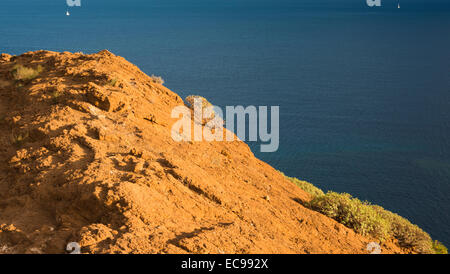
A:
[0, 50, 405, 254]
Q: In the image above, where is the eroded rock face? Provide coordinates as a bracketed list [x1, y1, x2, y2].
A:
[0, 50, 404, 254]
[0, 53, 12, 63]
[85, 83, 128, 112]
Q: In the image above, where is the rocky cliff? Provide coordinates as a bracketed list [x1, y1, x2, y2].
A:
[0, 50, 404, 254]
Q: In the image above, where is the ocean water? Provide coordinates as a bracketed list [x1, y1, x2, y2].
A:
[1, 0, 449, 247]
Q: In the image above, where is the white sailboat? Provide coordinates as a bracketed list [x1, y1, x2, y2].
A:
[398, 2, 401, 9]
[66, 10, 70, 16]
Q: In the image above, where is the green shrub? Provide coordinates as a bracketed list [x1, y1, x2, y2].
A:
[305, 191, 444, 254]
[11, 64, 43, 82]
[372, 205, 433, 253]
[281, 172, 447, 254]
[432, 240, 448, 254]
[308, 192, 390, 240]
[284, 174, 324, 197]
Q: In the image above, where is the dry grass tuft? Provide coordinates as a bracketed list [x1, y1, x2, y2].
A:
[11, 64, 43, 82]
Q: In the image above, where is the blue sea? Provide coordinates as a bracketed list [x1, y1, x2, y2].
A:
[1, 0, 449, 247]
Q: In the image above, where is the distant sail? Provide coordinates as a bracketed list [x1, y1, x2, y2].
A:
[66, 10, 70, 16]
[398, 3, 400, 9]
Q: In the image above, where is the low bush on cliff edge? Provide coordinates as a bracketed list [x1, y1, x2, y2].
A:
[308, 192, 447, 254]
[149, 75, 164, 85]
[371, 205, 435, 253]
[309, 192, 390, 241]
[284, 174, 447, 254]
[185, 95, 213, 110]
[432, 240, 448, 254]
